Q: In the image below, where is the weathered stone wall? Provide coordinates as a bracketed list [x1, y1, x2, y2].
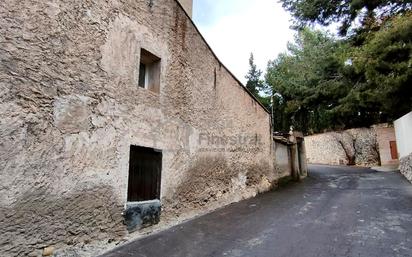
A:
[0, 0, 280, 256]
[305, 128, 380, 166]
[400, 153, 412, 183]
[273, 134, 308, 181]
[274, 142, 292, 178]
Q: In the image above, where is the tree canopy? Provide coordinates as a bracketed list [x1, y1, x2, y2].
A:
[265, 13, 412, 134]
[245, 53, 271, 109]
[350, 12, 412, 120]
[245, 2, 411, 134]
[280, 0, 412, 35]
[245, 53, 263, 97]
[266, 28, 352, 133]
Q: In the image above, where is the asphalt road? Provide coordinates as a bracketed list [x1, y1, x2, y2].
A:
[101, 165, 412, 257]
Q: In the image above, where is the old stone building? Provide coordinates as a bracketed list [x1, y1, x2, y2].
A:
[0, 0, 300, 256]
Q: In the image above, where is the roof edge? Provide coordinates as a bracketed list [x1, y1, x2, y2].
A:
[173, 0, 271, 114]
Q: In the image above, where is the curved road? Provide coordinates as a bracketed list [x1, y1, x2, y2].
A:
[101, 165, 412, 257]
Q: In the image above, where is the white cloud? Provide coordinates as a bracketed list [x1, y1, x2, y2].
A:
[193, 0, 295, 84]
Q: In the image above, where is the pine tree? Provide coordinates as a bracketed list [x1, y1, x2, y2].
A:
[245, 53, 263, 98]
[280, 0, 411, 36]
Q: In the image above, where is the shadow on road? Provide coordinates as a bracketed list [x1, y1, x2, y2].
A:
[101, 165, 412, 257]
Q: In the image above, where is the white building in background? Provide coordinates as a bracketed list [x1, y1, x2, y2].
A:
[394, 111, 412, 183]
[394, 111, 412, 159]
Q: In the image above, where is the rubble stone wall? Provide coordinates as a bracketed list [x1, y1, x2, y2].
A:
[305, 128, 380, 166]
[400, 153, 412, 183]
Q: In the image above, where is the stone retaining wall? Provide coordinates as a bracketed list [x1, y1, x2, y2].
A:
[305, 128, 380, 166]
[400, 153, 412, 183]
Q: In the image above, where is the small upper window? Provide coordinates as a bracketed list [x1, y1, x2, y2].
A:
[138, 49, 161, 93]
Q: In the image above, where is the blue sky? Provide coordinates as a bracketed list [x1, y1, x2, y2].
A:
[192, 0, 295, 84]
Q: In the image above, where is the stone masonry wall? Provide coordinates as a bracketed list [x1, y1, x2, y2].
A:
[305, 128, 380, 166]
[0, 0, 281, 256]
[400, 153, 412, 183]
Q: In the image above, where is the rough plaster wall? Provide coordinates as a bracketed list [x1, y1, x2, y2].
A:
[305, 128, 380, 166]
[0, 187, 125, 256]
[399, 153, 412, 183]
[274, 143, 292, 177]
[0, 0, 278, 255]
[165, 156, 275, 215]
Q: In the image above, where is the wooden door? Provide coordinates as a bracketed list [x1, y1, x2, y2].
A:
[127, 145, 162, 202]
[389, 141, 398, 160]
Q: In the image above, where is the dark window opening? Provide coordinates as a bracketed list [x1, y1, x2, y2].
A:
[138, 63, 146, 88]
[138, 49, 161, 93]
[127, 145, 162, 202]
